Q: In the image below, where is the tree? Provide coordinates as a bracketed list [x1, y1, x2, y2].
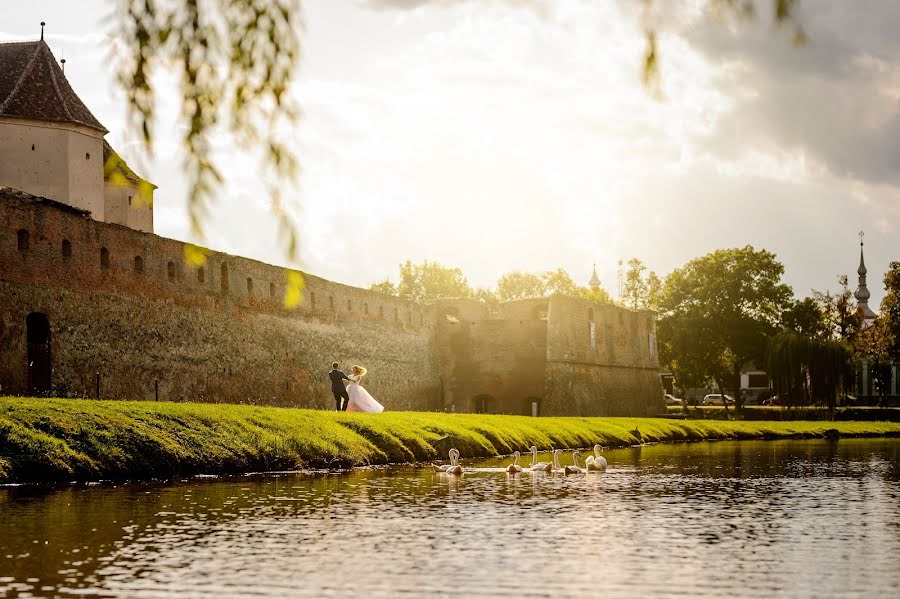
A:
[781, 297, 828, 339]
[578, 286, 614, 305]
[881, 261, 900, 359]
[813, 275, 860, 341]
[496, 271, 546, 301]
[115, 0, 302, 253]
[767, 332, 853, 414]
[656, 246, 793, 418]
[543, 268, 579, 297]
[622, 258, 663, 310]
[623, 258, 647, 310]
[496, 268, 583, 301]
[395, 260, 473, 302]
[369, 280, 397, 296]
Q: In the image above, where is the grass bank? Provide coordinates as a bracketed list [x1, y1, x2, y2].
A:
[666, 405, 900, 421]
[2, 397, 900, 484]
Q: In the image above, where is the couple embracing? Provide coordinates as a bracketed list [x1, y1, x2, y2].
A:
[328, 362, 385, 413]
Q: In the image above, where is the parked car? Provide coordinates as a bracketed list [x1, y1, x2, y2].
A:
[762, 395, 782, 406]
[702, 394, 735, 406]
[664, 394, 683, 406]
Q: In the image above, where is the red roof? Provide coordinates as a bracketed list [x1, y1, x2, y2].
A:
[0, 40, 107, 133]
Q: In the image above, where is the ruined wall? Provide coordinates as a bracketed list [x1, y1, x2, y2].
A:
[543, 295, 664, 416]
[435, 299, 547, 415]
[0, 190, 439, 408]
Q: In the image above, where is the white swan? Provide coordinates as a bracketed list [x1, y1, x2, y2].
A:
[432, 448, 460, 472]
[585, 444, 608, 472]
[444, 448, 463, 476]
[505, 450, 523, 473]
[565, 450, 584, 475]
[528, 445, 552, 472]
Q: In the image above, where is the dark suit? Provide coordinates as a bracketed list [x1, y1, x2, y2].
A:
[329, 369, 351, 411]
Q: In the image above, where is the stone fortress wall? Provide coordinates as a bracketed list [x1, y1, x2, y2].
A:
[0, 189, 441, 409]
[434, 296, 664, 416]
[1, 189, 663, 415]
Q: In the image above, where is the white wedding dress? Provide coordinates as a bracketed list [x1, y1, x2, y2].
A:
[346, 374, 385, 413]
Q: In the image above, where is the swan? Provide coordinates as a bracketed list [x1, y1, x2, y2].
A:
[505, 450, 523, 473]
[528, 445, 552, 472]
[432, 448, 460, 472]
[565, 450, 584, 475]
[444, 448, 463, 476]
[552, 449, 563, 473]
[585, 444, 608, 472]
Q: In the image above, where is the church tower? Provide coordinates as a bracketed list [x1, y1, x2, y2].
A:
[855, 231, 878, 322]
[588, 262, 601, 291]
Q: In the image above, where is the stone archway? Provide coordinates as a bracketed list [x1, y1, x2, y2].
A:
[26, 312, 51, 395]
[472, 393, 496, 414]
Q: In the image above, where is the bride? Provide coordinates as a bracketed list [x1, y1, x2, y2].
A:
[346, 365, 385, 413]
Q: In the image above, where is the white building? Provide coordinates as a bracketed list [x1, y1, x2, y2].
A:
[0, 37, 154, 232]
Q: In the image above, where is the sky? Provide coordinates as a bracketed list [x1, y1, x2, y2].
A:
[3, 0, 898, 308]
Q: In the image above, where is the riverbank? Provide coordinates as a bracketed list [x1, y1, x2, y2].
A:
[666, 405, 900, 421]
[3, 397, 900, 483]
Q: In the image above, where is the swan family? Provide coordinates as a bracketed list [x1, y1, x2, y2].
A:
[434, 445, 608, 476]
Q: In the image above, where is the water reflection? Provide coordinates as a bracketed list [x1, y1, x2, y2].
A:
[1, 440, 899, 598]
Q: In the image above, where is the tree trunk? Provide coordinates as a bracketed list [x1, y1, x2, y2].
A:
[715, 378, 731, 420]
[732, 367, 743, 420]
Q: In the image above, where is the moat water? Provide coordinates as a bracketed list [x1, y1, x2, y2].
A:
[2, 439, 899, 598]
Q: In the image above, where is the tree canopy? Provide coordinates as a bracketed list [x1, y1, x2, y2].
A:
[656, 246, 793, 414]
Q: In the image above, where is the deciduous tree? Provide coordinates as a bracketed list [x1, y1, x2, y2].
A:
[656, 246, 793, 417]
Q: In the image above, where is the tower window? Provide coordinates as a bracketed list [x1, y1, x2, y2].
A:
[134, 255, 144, 274]
[198, 266, 205, 283]
[128, 196, 132, 206]
[85, 152, 90, 160]
[17, 229, 29, 251]
[270, 282, 275, 297]
[62, 239, 72, 258]
[247, 277, 253, 293]
[31, 144, 35, 151]
[100, 247, 110, 269]
[167, 261, 176, 282]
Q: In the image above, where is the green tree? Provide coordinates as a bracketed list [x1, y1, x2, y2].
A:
[578, 286, 614, 305]
[393, 260, 473, 302]
[496, 271, 546, 301]
[623, 258, 647, 310]
[543, 268, 579, 297]
[656, 246, 793, 417]
[813, 275, 860, 341]
[369, 280, 397, 296]
[881, 261, 900, 359]
[767, 332, 853, 414]
[781, 297, 828, 339]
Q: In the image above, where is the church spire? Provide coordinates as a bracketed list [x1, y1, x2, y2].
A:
[588, 262, 601, 290]
[855, 231, 877, 321]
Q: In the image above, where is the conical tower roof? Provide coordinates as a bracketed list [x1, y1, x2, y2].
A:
[588, 262, 601, 290]
[854, 233, 877, 320]
[0, 39, 107, 133]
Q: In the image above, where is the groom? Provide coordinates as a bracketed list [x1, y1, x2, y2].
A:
[328, 362, 351, 411]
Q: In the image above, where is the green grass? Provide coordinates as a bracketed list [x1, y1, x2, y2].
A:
[2, 397, 899, 483]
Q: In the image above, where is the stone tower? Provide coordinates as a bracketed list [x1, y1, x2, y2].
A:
[0, 37, 154, 232]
